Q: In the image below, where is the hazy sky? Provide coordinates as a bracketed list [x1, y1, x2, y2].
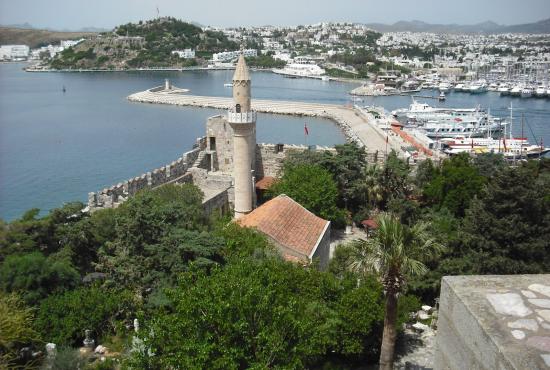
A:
[1, 0, 549, 30]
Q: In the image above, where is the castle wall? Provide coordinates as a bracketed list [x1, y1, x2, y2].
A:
[88, 137, 206, 210]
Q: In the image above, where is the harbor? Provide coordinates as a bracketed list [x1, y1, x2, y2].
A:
[128, 84, 407, 157]
[1, 65, 549, 220]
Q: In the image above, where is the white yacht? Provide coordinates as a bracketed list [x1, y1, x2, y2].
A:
[454, 83, 465, 92]
[521, 87, 534, 98]
[392, 100, 506, 139]
[438, 82, 452, 92]
[442, 136, 550, 158]
[273, 63, 326, 79]
[497, 83, 510, 96]
[488, 83, 499, 92]
[535, 86, 547, 98]
[469, 80, 488, 94]
[510, 85, 523, 97]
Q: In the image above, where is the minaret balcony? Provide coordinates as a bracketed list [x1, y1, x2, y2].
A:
[227, 110, 257, 124]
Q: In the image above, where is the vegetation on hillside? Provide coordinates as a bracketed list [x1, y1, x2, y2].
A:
[49, 17, 239, 70]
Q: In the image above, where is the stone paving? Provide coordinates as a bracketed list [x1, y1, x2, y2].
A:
[436, 275, 550, 369]
[485, 282, 550, 366]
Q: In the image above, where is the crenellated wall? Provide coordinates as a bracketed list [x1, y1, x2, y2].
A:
[88, 137, 206, 210]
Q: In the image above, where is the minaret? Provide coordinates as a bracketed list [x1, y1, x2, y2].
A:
[228, 51, 256, 219]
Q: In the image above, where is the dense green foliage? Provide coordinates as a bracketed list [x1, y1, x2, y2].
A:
[0, 252, 79, 305]
[268, 163, 346, 226]
[126, 258, 395, 369]
[245, 55, 286, 68]
[35, 286, 136, 347]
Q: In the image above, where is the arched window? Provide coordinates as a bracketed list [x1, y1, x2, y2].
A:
[235, 104, 241, 113]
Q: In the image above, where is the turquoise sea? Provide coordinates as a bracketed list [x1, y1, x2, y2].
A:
[1, 63, 549, 220]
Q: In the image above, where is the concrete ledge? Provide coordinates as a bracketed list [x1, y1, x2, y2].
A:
[435, 275, 550, 370]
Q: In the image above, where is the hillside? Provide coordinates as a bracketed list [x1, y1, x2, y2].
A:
[0, 27, 96, 48]
[49, 17, 239, 70]
[365, 17, 550, 34]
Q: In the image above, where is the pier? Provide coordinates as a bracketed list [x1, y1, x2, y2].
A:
[128, 87, 406, 156]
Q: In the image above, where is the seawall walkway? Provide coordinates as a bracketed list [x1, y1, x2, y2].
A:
[128, 88, 404, 155]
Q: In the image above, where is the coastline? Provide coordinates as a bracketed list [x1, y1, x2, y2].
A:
[24, 64, 364, 84]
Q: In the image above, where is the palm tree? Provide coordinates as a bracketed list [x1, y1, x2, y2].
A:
[348, 213, 443, 370]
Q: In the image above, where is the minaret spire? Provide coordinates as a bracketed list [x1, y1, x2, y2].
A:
[227, 43, 256, 219]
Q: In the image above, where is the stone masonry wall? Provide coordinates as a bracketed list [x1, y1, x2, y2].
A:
[88, 137, 207, 210]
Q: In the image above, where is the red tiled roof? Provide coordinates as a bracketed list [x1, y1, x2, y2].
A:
[255, 176, 276, 190]
[238, 194, 330, 259]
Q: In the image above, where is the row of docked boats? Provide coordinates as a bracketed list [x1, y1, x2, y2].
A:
[416, 78, 550, 98]
[391, 100, 550, 159]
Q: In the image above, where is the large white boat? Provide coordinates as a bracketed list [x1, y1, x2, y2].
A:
[535, 86, 547, 98]
[392, 100, 478, 121]
[272, 63, 326, 79]
[392, 100, 506, 139]
[498, 83, 510, 96]
[510, 85, 523, 97]
[521, 87, 534, 98]
[438, 82, 452, 92]
[441, 136, 550, 158]
[454, 83, 465, 92]
[469, 80, 488, 94]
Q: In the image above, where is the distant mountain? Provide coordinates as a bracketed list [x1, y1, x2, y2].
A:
[0, 27, 98, 48]
[0, 24, 109, 33]
[364, 18, 550, 34]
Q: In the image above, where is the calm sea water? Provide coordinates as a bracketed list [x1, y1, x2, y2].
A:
[1, 63, 549, 220]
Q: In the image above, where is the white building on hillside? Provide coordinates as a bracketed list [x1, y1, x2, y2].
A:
[0, 45, 30, 60]
[213, 49, 257, 62]
[172, 49, 196, 59]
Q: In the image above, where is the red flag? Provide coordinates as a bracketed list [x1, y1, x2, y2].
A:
[304, 123, 309, 136]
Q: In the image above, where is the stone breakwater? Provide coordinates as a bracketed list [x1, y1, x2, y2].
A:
[127, 88, 394, 155]
[87, 137, 207, 210]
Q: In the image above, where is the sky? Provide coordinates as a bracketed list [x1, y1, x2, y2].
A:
[1, 0, 549, 30]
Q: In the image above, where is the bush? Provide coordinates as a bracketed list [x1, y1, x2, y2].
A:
[0, 252, 79, 305]
[0, 292, 41, 369]
[35, 286, 136, 346]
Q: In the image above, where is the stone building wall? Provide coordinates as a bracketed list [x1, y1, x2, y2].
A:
[311, 223, 331, 270]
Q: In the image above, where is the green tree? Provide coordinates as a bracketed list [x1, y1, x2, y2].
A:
[347, 214, 443, 370]
[125, 257, 393, 369]
[269, 164, 345, 227]
[462, 164, 550, 274]
[0, 252, 79, 305]
[423, 153, 485, 216]
[35, 286, 136, 346]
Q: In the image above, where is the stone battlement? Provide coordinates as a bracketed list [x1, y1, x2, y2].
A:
[87, 137, 206, 210]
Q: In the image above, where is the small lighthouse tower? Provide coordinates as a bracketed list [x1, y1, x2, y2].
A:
[228, 51, 256, 219]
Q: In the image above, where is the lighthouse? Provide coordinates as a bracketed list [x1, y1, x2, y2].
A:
[227, 51, 256, 219]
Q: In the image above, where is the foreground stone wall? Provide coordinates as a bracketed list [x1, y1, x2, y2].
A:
[435, 275, 550, 370]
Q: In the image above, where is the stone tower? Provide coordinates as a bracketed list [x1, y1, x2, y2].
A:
[228, 52, 256, 219]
